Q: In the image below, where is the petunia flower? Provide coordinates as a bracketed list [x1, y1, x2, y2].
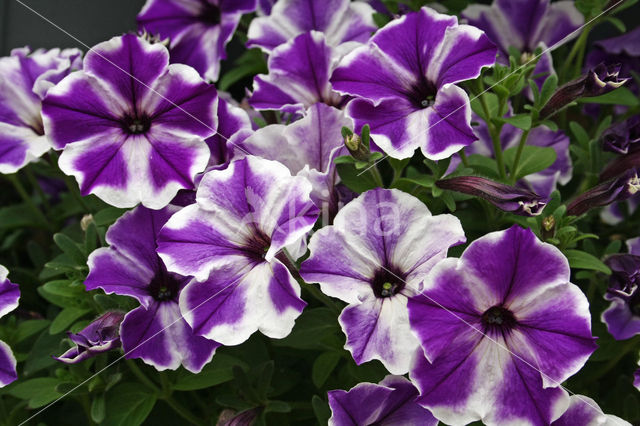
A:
[0, 265, 20, 387]
[157, 156, 319, 346]
[137, 0, 257, 82]
[300, 188, 465, 374]
[41, 34, 218, 209]
[54, 311, 125, 364]
[0, 47, 81, 174]
[601, 248, 640, 341]
[233, 103, 351, 216]
[247, 0, 376, 54]
[551, 395, 630, 426]
[436, 176, 548, 216]
[85, 206, 219, 372]
[462, 0, 583, 89]
[206, 96, 253, 167]
[327, 375, 437, 426]
[587, 26, 640, 96]
[331, 7, 497, 160]
[408, 225, 597, 425]
[249, 31, 346, 113]
[602, 115, 640, 155]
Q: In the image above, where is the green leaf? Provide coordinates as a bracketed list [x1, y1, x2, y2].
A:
[579, 87, 640, 107]
[273, 308, 340, 350]
[50, 307, 91, 334]
[503, 145, 557, 180]
[604, 16, 626, 32]
[496, 114, 532, 130]
[312, 395, 331, 425]
[53, 233, 86, 265]
[91, 393, 106, 423]
[219, 48, 268, 91]
[564, 249, 611, 274]
[23, 329, 61, 375]
[538, 74, 558, 108]
[333, 155, 355, 165]
[15, 319, 50, 342]
[312, 352, 342, 388]
[465, 154, 500, 179]
[336, 163, 379, 194]
[569, 121, 590, 147]
[174, 354, 247, 391]
[0, 204, 42, 230]
[93, 207, 127, 226]
[8, 378, 63, 408]
[103, 383, 157, 426]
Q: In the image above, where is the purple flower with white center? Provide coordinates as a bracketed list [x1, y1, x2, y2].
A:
[0, 47, 81, 174]
[0, 265, 20, 387]
[137, 0, 257, 82]
[206, 96, 252, 166]
[234, 103, 350, 215]
[41, 34, 218, 209]
[436, 176, 548, 216]
[249, 31, 346, 113]
[327, 375, 437, 426]
[85, 206, 219, 372]
[552, 395, 630, 426]
[449, 109, 572, 197]
[300, 188, 465, 374]
[157, 156, 319, 346]
[462, 0, 583, 89]
[408, 225, 597, 425]
[54, 311, 125, 364]
[247, 0, 376, 54]
[331, 7, 497, 160]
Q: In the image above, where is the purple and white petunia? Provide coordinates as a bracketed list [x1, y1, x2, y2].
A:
[41, 34, 218, 209]
[249, 31, 346, 113]
[137, 0, 257, 82]
[331, 7, 497, 160]
[408, 225, 597, 425]
[0, 47, 81, 174]
[462, 0, 583, 89]
[247, 0, 376, 53]
[300, 188, 465, 374]
[0, 265, 20, 387]
[327, 375, 437, 426]
[551, 395, 630, 426]
[234, 103, 350, 215]
[54, 311, 125, 364]
[157, 156, 319, 346]
[206, 96, 253, 167]
[85, 206, 219, 372]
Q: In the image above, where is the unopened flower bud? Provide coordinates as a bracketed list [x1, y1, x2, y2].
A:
[344, 133, 370, 161]
[54, 311, 125, 364]
[436, 176, 548, 216]
[567, 169, 639, 216]
[80, 214, 94, 231]
[540, 62, 628, 119]
[602, 115, 640, 155]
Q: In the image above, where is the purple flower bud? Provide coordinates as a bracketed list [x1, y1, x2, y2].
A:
[602, 253, 640, 340]
[436, 176, 548, 216]
[54, 311, 125, 364]
[567, 169, 640, 216]
[602, 115, 640, 155]
[540, 62, 628, 119]
[605, 254, 640, 297]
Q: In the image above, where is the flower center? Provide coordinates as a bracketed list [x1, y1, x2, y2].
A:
[408, 78, 437, 109]
[371, 267, 406, 298]
[244, 230, 272, 261]
[148, 263, 181, 301]
[481, 305, 517, 333]
[121, 114, 151, 135]
[199, 3, 221, 25]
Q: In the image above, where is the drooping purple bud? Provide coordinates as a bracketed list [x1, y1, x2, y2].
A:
[567, 169, 640, 216]
[436, 176, 548, 216]
[605, 254, 640, 297]
[602, 115, 640, 155]
[540, 62, 628, 119]
[54, 311, 125, 364]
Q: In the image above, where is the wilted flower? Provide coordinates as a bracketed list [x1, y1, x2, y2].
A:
[540, 63, 629, 119]
[331, 7, 497, 159]
[0, 47, 81, 174]
[436, 176, 548, 216]
[249, 31, 346, 113]
[551, 395, 630, 426]
[327, 375, 437, 426]
[602, 115, 640, 155]
[566, 169, 640, 216]
[408, 226, 597, 425]
[247, 0, 376, 53]
[0, 265, 20, 387]
[157, 156, 319, 346]
[41, 34, 218, 209]
[300, 188, 465, 373]
[85, 206, 219, 372]
[137, 0, 258, 82]
[602, 252, 640, 341]
[54, 311, 125, 364]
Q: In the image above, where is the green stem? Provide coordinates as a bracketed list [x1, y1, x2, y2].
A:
[126, 359, 159, 392]
[562, 24, 592, 79]
[476, 80, 507, 180]
[159, 373, 204, 426]
[6, 174, 52, 231]
[63, 175, 92, 213]
[509, 128, 531, 183]
[587, 336, 640, 383]
[459, 148, 470, 168]
[369, 163, 384, 188]
[24, 167, 51, 212]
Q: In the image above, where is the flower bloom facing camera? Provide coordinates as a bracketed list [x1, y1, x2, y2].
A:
[408, 225, 597, 425]
[0, 265, 20, 387]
